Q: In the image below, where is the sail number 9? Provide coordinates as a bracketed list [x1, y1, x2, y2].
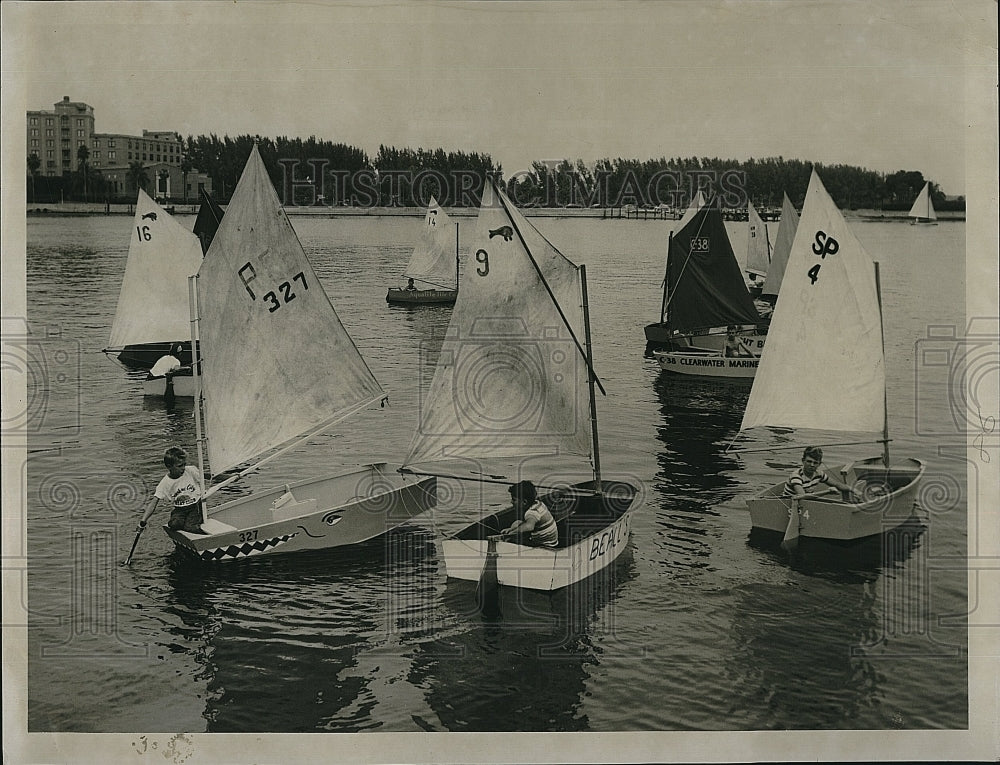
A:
[237, 262, 309, 312]
[475, 249, 490, 276]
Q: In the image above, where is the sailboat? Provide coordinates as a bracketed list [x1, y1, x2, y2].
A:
[745, 201, 772, 298]
[162, 145, 436, 562]
[646, 200, 767, 378]
[400, 178, 638, 592]
[386, 197, 459, 304]
[908, 182, 938, 225]
[103, 189, 203, 371]
[758, 193, 800, 305]
[739, 170, 924, 543]
[193, 188, 226, 254]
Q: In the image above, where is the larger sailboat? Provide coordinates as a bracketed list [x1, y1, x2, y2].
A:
[162, 145, 436, 562]
[401, 179, 637, 593]
[739, 171, 924, 544]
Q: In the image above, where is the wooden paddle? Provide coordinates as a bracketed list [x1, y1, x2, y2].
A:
[122, 522, 146, 566]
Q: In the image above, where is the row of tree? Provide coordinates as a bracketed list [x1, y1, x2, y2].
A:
[28, 134, 962, 211]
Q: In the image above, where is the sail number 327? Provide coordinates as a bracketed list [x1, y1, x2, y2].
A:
[237, 263, 309, 313]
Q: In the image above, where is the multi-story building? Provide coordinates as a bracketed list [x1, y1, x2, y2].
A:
[26, 96, 95, 176]
[28, 96, 212, 200]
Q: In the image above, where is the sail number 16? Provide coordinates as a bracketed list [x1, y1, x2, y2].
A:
[237, 263, 309, 313]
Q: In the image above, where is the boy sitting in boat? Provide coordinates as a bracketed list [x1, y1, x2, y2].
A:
[404, 277, 417, 291]
[724, 326, 753, 358]
[498, 480, 558, 548]
[138, 446, 207, 534]
[783, 446, 855, 501]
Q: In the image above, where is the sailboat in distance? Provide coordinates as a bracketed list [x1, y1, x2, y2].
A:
[745, 201, 772, 297]
[401, 178, 637, 592]
[759, 193, 800, 304]
[386, 196, 459, 304]
[908, 182, 938, 225]
[103, 190, 202, 370]
[740, 170, 923, 543]
[162, 145, 436, 562]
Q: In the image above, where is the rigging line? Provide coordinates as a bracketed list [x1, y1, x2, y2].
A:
[726, 438, 891, 455]
[489, 177, 606, 396]
[397, 467, 601, 496]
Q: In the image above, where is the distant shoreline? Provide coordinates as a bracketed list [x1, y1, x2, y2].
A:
[24, 203, 966, 221]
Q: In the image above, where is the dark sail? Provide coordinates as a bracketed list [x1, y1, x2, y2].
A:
[193, 189, 226, 255]
[665, 206, 761, 333]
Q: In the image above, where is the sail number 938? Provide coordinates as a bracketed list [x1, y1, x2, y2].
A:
[237, 263, 309, 313]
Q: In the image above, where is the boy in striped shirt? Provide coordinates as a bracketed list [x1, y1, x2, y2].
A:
[783, 446, 854, 499]
[499, 480, 559, 548]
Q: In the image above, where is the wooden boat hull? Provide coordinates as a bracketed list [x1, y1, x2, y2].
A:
[746, 457, 924, 541]
[163, 464, 436, 562]
[643, 322, 766, 355]
[112, 341, 193, 370]
[909, 220, 938, 226]
[142, 371, 196, 398]
[386, 287, 457, 305]
[654, 349, 758, 378]
[441, 480, 637, 591]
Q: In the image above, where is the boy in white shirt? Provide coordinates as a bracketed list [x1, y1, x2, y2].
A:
[138, 447, 206, 534]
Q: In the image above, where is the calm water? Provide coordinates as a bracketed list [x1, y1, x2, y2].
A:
[23, 213, 968, 732]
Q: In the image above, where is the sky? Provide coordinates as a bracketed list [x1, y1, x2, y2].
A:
[5, 0, 996, 195]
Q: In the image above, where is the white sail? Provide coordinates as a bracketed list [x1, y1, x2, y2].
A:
[403, 197, 458, 289]
[404, 181, 592, 465]
[198, 145, 384, 475]
[741, 171, 885, 434]
[108, 190, 203, 349]
[907, 182, 937, 221]
[676, 189, 706, 230]
[746, 201, 771, 277]
[760, 193, 800, 299]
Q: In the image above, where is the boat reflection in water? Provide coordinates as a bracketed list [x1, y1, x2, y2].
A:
[726, 517, 929, 729]
[412, 549, 638, 731]
[651, 371, 750, 567]
[163, 529, 440, 732]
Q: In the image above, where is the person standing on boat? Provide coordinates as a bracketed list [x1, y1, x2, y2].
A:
[499, 480, 558, 548]
[137, 446, 207, 534]
[724, 326, 753, 358]
[783, 446, 855, 500]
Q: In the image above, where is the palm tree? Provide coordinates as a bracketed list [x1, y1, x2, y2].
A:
[127, 161, 149, 196]
[77, 144, 90, 202]
[27, 154, 41, 203]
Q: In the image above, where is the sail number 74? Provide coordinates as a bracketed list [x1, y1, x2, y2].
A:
[237, 263, 309, 312]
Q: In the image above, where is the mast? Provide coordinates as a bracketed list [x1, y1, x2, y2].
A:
[580, 264, 602, 489]
[188, 274, 208, 522]
[455, 220, 460, 291]
[874, 261, 890, 468]
[659, 232, 673, 325]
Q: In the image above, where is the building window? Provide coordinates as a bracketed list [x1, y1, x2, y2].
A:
[30, 128, 38, 136]
[93, 139, 101, 148]
[109, 151, 116, 160]
[29, 116, 38, 125]
[30, 139, 38, 147]
[109, 140, 115, 148]
[46, 118, 53, 126]
[76, 118, 83, 126]
[128, 152, 132, 160]
[93, 150, 101, 159]
[47, 150, 54, 158]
